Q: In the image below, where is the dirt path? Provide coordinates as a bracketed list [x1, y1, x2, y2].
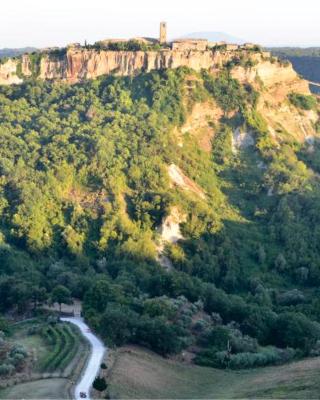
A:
[61, 317, 106, 400]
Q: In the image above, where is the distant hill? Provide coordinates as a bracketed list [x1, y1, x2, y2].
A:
[0, 47, 37, 59]
[268, 47, 320, 57]
[180, 32, 245, 44]
[269, 48, 320, 94]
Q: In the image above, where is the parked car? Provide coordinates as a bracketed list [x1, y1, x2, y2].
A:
[80, 392, 87, 398]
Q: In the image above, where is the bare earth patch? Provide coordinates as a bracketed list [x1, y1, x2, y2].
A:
[168, 164, 206, 200]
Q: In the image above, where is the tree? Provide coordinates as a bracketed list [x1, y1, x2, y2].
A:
[99, 304, 137, 346]
[271, 312, 320, 353]
[31, 286, 48, 309]
[51, 285, 72, 313]
[93, 376, 108, 392]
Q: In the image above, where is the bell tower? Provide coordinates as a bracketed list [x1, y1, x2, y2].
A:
[159, 22, 167, 44]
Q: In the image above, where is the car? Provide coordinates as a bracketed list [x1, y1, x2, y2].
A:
[80, 392, 87, 398]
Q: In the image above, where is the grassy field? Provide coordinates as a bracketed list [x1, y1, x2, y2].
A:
[11, 321, 50, 371]
[107, 346, 320, 399]
[0, 378, 69, 399]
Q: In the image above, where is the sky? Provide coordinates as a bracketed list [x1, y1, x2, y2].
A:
[0, 0, 319, 48]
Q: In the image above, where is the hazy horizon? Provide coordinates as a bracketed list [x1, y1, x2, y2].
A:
[1, 0, 319, 48]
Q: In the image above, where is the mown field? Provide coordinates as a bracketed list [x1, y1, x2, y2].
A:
[0, 319, 89, 399]
[107, 346, 320, 399]
[0, 378, 69, 400]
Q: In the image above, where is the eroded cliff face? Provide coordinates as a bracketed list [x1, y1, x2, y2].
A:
[0, 59, 22, 85]
[0, 47, 317, 142]
[38, 49, 226, 82]
[0, 48, 269, 84]
[231, 60, 317, 142]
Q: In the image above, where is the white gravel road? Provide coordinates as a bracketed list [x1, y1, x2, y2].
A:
[61, 317, 106, 400]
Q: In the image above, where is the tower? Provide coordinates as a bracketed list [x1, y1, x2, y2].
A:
[160, 22, 167, 44]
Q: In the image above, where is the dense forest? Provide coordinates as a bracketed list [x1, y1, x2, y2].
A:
[0, 66, 320, 371]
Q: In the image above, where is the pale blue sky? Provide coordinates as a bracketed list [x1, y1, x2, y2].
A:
[0, 0, 319, 48]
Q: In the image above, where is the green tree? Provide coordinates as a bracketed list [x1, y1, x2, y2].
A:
[51, 285, 72, 313]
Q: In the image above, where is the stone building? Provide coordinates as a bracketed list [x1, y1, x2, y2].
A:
[241, 43, 258, 49]
[171, 39, 208, 51]
[160, 22, 167, 44]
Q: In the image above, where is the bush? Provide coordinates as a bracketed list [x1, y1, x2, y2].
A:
[0, 363, 15, 376]
[277, 289, 305, 306]
[0, 315, 9, 334]
[93, 376, 108, 392]
[288, 93, 317, 110]
[271, 312, 320, 353]
[195, 346, 295, 369]
[203, 71, 247, 113]
[212, 125, 233, 164]
[201, 326, 230, 349]
[230, 332, 258, 354]
[227, 346, 295, 369]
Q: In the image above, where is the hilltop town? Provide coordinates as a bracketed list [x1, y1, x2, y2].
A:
[67, 22, 259, 52]
[0, 23, 272, 85]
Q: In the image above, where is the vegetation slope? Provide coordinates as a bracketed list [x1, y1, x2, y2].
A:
[0, 60, 320, 381]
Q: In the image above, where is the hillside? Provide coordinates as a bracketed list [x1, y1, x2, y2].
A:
[0, 47, 320, 394]
[0, 48, 37, 59]
[107, 346, 320, 399]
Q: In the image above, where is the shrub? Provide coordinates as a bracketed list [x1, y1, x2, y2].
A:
[212, 125, 233, 165]
[277, 289, 306, 306]
[93, 376, 108, 392]
[227, 346, 294, 369]
[288, 93, 317, 110]
[202, 326, 230, 349]
[195, 346, 295, 369]
[230, 332, 258, 353]
[271, 312, 320, 353]
[0, 363, 15, 376]
[203, 71, 246, 113]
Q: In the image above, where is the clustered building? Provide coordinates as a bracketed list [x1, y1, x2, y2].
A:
[158, 22, 257, 52]
[68, 23, 258, 53]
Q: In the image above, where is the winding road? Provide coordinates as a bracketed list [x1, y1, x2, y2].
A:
[61, 317, 106, 400]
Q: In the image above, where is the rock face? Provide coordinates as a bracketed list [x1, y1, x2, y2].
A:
[0, 59, 22, 85]
[38, 49, 224, 83]
[232, 127, 254, 153]
[168, 164, 206, 200]
[157, 206, 186, 270]
[180, 100, 223, 152]
[0, 47, 316, 142]
[0, 48, 272, 85]
[240, 62, 316, 142]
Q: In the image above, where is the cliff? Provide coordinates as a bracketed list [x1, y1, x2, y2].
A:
[0, 59, 22, 85]
[1, 46, 316, 142]
[0, 48, 269, 84]
[230, 60, 317, 142]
